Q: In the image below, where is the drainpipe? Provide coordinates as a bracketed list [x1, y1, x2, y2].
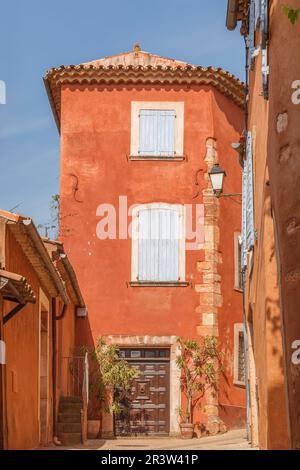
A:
[52, 299, 67, 441]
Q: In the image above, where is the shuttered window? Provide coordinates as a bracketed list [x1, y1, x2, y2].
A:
[254, 0, 261, 27]
[261, 0, 269, 99]
[242, 132, 255, 267]
[234, 324, 246, 387]
[139, 110, 176, 157]
[248, 0, 256, 65]
[234, 233, 243, 290]
[238, 331, 246, 384]
[132, 204, 185, 283]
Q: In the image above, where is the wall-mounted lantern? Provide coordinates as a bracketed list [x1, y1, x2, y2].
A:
[208, 163, 242, 199]
[208, 164, 227, 197]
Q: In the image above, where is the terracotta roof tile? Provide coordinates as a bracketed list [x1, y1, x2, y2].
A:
[44, 49, 245, 130]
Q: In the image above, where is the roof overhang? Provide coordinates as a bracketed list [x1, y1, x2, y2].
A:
[0, 211, 69, 304]
[44, 63, 245, 132]
[226, 0, 239, 30]
[0, 269, 36, 304]
[43, 238, 85, 308]
[226, 0, 249, 32]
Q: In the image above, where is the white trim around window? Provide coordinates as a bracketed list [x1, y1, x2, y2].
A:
[130, 101, 184, 159]
[131, 203, 186, 286]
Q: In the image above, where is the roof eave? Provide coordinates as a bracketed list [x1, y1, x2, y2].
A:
[42, 238, 85, 308]
[43, 76, 60, 134]
[44, 65, 245, 130]
[7, 218, 69, 304]
[226, 0, 239, 30]
[60, 254, 85, 308]
[0, 269, 36, 304]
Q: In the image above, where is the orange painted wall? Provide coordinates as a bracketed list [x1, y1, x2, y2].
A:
[211, 92, 247, 425]
[60, 83, 245, 426]
[242, 2, 290, 449]
[56, 300, 76, 397]
[266, 0, 300, 449]
[3, 227, 53, 449]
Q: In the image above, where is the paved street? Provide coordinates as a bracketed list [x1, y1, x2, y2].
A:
[45, 429, 252, 451]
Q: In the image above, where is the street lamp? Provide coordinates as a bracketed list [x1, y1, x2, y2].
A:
[208, 164, 226, 197]
[208, 164, 242, 199]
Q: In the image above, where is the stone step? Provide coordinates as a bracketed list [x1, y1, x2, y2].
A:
[58, 413, 81, 424]
[58, 421, 82, 434]
[59, 402, 82, 414]
[58, 432, 82, 446]
[60, 396, 83, 404]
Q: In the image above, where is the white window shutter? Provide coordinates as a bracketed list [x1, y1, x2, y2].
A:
[139, 110, 175, 157]
[242, 132, 255, 267]
[254, 0, 261, 28]
[138, 208, 180, 281]
[242, 167, 248, 268]
[260, 0, 269, 99]
[246, 133, 255, 249]
[248, 1, 256, 64]
[260, 0, 269, 39]
[262, 47, 269, 99]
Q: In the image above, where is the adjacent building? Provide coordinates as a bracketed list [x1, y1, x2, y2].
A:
[0, 210, 86, 449]
[45, 46, 246, 437]
[226, 0, 300, 449]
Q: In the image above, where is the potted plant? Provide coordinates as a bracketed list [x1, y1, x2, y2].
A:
[176, 336, 223, 439]
[87, 357, 104, 439]
[93, 337, 138, 437]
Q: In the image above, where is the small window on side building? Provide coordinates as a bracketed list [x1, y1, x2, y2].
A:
[234, 323, 246, 387]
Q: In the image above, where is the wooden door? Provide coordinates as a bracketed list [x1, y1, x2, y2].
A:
[115, 349, 170, 436]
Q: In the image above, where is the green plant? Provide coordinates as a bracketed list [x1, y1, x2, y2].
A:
[50, 193, 60, 239]
[282, 4, 300, 24]
[176, 336, 224, 424]
[94, 337, 138, 415]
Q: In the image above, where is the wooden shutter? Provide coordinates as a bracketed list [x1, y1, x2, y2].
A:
[261, 0, 269, 99]
[138, 207, 180, 281]
[254, 0, 261, 27]
[242, 132, 255, 267]
[139, 110, 176, 157]
[248, 0, 256, 65]
[238, 330, 246, 384]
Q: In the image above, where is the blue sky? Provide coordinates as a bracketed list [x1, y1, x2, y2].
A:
[0, 0, 244, 233]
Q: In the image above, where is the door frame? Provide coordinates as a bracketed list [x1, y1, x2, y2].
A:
[105, 335, 181, 436]
[116, 348, 171, 436]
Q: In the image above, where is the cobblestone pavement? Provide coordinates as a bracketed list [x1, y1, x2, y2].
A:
[45, 429, 253, 451]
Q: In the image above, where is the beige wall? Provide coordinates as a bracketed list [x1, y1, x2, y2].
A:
[244, 2, 290, 449]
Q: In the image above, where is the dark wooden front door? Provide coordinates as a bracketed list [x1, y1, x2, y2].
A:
[115, 349, 170, 436]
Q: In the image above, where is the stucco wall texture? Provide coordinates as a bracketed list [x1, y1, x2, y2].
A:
[267, 0, 300, 449]
[4, 228, 53, 450]
[243, 0, 300, 450]
[60, 82, 245, 428]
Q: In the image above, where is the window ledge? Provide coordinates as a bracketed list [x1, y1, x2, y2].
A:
[233, 380, 246, 389]
[129, 155, 186, 162]
[129, 281, 189, 287]
[234, 287, 243, 293]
